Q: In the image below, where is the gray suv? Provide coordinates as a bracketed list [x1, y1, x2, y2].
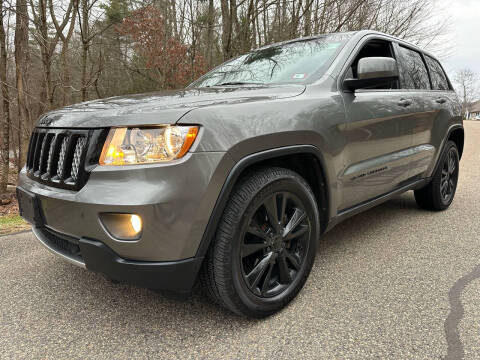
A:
[17, 30, 463, 317]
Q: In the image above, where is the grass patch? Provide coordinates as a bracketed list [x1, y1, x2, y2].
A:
[0, 214, 31, 236]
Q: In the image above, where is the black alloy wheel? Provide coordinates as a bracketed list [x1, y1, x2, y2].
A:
[440, 147, 458, 204]
[414, 140, 459, 211]
[240, 192, 310, 298]
[200, 167, 320, 317]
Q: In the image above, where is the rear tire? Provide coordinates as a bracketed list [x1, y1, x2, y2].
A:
[414, 140, 459, 211]
[199, 167, 320, 317]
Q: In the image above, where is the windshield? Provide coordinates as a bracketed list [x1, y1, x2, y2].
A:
[190, 34, 352, 88]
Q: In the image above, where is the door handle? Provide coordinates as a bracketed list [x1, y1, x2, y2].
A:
[436, 97, 447, 104]
[398, 99, 412, 107]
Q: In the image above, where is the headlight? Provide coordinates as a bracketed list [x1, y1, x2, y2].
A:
[99, 125, 198, 165]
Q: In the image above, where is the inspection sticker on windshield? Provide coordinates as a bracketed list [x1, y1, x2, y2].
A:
[291, 73, 306, 79]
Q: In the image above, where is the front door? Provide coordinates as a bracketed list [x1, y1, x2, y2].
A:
[339, 89, 419, 210]
[337, 38, 420, 211]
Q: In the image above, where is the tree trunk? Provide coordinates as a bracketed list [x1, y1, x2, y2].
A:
[304, 1, 312, 36]
[81, 42, 88, 101]
[171, 0, 178, 39]
[48, 0, 77, 106]
[220, 0, 232, 60]
[206, 0, 214, 67]
[60, 45, 70, 105]
[34, 0, 53, 110]
[230, 0, 239, 55]
[43, 51, 53, 108]
[15, 0, 29, 171]
[80, 0, 89, 101]
[240, 0, 254, 53]
[0, 0, 10, 194]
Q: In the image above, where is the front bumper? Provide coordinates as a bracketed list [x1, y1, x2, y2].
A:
[18, 150, 235, 292]
[32, 226, 203, 292]
[18, 151, 233, 261]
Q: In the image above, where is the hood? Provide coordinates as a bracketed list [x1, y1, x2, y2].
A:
[37, 85, 305, 128]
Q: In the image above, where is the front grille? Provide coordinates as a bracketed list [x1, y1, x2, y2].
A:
[26, 128, 107, 190]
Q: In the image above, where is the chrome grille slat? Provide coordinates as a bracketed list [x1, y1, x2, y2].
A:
[38, 134, 53, 176]
[32, 133, 45, 172]
[71, 137, 87, 181]
[45, 135, 57, 177]
[26, 132, 37, 169]
[25, 128, 97, 190]
[57, 137, 70, 179]
[38, 135, 48, 174]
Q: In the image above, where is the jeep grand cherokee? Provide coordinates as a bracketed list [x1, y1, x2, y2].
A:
[17, 30, 463, 317]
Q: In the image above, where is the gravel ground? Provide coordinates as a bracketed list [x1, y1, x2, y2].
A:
[1, 121, 480, 359]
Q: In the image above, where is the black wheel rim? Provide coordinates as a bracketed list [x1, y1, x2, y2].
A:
[440, 148, 458, 203]
[240, 191, 310, 298]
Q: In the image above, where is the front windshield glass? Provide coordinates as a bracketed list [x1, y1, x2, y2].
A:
[190, 33, 352, 88]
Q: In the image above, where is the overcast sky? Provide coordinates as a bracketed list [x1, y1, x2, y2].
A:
[438, 0, 480, 80]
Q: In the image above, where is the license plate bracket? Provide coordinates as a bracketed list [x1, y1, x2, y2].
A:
[17, 188, 44, 226]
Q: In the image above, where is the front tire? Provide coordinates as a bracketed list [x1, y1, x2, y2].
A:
[200, 167, 320, 317]
[414, 140, 459, 211]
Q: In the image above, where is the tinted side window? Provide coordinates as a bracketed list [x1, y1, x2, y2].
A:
[398, 46, 431, 90]
[345, 39, 399, 90]
[425, 56, 450, 90]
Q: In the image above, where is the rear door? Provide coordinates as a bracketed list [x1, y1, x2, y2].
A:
[339, 38, 420, 210]
[394, 45, 444, 180]
[411, 54, 457, 178]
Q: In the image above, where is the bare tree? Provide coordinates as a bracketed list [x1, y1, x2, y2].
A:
[205, 0, 215, 66]
[77, 0, 114, 101]
[49, 0, 78, 106]
[15, 0, 29, 170]
[454, 68, 479, 118]
[220, 0, 240, 60]
[0, 0, 10, 194]
[29, 0, 76, 110]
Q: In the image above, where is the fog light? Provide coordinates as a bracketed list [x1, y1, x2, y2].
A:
[130, 214, 142, 233]
[99, 213, 143, 241]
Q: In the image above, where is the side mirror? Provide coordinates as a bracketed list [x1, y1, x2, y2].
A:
[343, 57, 399, 91]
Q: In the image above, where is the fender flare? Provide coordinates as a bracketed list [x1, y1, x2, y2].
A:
[195, 144, 330, 259]
[431, 124, 464, 177]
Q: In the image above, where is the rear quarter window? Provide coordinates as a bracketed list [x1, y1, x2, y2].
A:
[397, 46, 431, 90]
[425, 56, 450, 90]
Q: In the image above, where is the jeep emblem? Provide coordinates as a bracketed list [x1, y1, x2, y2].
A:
[38, 116, 52, 126]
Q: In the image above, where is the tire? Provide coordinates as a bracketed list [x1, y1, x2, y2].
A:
[414, 140, 459, 211]
[199, 167, 320, 317]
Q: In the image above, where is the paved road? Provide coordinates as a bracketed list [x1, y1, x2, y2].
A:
[2, 122, 480, 359]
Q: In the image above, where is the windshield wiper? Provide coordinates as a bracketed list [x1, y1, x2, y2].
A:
[216, 81, 265, 86]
